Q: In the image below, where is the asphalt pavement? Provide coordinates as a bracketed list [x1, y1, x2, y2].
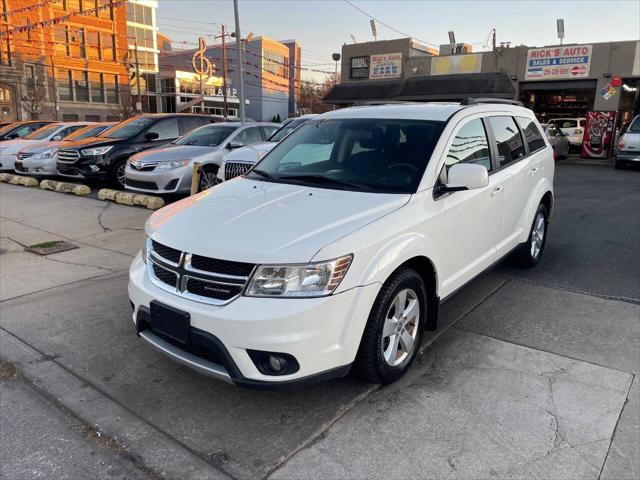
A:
[1, 160, 638, 480]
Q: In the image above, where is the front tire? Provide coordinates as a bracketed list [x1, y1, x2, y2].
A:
[198, 165, 220, 192]
[513, 203, 548, 268]
[110, 159, 127, 189]
[353, 267, 426, 384]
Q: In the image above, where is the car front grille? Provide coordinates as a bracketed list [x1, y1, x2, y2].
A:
[224, 161, 253, 181]
[126, 179, 159, 191]
[16, 152, 34, 161]
[57, 149, 80, 163]
[147, 239, 256, 305]
[56, 164, 83, 176]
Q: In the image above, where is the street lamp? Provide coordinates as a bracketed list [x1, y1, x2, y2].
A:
[332, 53, 341, 84]
[233, 0, 246, 123]
[557, 19, 565, 45]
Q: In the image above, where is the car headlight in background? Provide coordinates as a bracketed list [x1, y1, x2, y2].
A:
[245, 255, 352, 298]
[81, 146, 113, 156]
[34, 148, 58, 159]
[155, 159, 191, 171]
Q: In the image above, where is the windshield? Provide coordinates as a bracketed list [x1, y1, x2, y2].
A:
[101, 117, 154, 139]
[174, 124, 237, 146]
[628, 116, 640, 133]
[66, 124, 110, 141]
[0, 123, 20, 136]
[269, 118, 310, 142]
[24, 123, 60, 140]
[248, 118, 446, 194]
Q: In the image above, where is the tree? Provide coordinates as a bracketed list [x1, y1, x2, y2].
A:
[298, 74, 339, 114]
[118, 90, 136, 119]
[21, 82, 47, 120]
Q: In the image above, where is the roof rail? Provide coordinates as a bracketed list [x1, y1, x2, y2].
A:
[460, 98, 523, 106]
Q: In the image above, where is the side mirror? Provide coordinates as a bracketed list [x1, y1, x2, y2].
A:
[440, 163, 489, 193]
[227, 141, 243, 149]
[145, 131, 159, 141]
[51, 135, 62, 141]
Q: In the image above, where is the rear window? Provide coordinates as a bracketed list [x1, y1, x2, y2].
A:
[554, 119, 577, 129]
[628, 117, 640, 133]
[516, 117, 546, 152]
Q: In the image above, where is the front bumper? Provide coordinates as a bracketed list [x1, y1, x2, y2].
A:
[15, 157, 58, 175]
[124, 164, 192, 194]
[0, 152, 17, 170]
[128, 253, 380, 388]
[56, 157, 108, 179]
[615, 150, 640, 162]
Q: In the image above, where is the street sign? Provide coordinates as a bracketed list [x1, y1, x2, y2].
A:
[525, 45, 592, 80]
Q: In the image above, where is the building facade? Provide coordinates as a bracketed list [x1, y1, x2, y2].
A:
[126, 0, 158, 112]
[155, 35, 301, 121]
[0, 0, 130, 122]
[329, 38, 640, 125]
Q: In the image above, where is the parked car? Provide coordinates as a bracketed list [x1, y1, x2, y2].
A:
[14, 123, 115, 176]
[218, 114, 318, 182]
[0, 122, 88, 171]
[128, 101, 554, 388]
[614, 115, 640, 169]
[56, 114, 216, 187]
[540, 123, 570, 160]
[124, 121, 278, 194]
[548, 117, 585, 148]
[0, 120, 55, 143]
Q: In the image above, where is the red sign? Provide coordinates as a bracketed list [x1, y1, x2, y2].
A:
[570, 65, 588, 76]
[581, 111, 617, 159]
[611, 76, 622, 87]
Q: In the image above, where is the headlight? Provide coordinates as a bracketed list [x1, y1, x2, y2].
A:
[34, 148, 57, 159]
[81, 146, 113, 156]
[156, 159, 191, 171]
[245, 255, 352, 298]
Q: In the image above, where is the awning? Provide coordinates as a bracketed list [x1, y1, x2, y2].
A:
[324, 73, 516, 104]
[519, 80, 597, 91]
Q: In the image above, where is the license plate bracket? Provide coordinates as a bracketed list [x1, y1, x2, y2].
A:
[150, 301, 190, 345]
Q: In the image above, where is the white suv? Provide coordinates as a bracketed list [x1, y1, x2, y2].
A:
[548, 117, 585, 148]
[129, 101, 554, 388]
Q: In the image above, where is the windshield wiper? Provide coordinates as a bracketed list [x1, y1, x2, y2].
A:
[277, 174, 372, 191]
[249, 168, 274, 179]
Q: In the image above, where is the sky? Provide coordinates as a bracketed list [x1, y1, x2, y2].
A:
[157, 0, 640, 81]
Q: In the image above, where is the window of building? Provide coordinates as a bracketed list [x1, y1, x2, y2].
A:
[53, 26, 69, 56]
[101, 33, 115, 61]
[105, 74, 119, 103]
[97, 0, 113, 19]
[25, 65, 36, 90]
[65, 0, 82, 12]
[86, 114, 101, 121]
[516, 117, 546, 153]
[87, 31, 100, 60]
[263, 50, 288, 78]
[488, 116, 525, 167]
[0, 35, 10, 65]
[350, 56, 370, 79]
[89, 72, 104, 103]
[58, 69, 73, 101]
[68, 28, 84, 58]
[62, 114, 80, 121]
[444, 119, 492, 174]
[128, 25, 154, 50]
[74, 70, 89, 102]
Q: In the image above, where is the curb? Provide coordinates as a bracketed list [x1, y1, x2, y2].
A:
[0, 173, 39, 187]
[98, 189, 165, 210]
[40, 179, 91, 196]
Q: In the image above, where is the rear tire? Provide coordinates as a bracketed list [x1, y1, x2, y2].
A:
[513, 203, 548, 268]
[353, 267, 426, 384]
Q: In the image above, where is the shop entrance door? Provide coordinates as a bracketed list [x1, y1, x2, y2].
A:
[519, 80, 596, 122]
[0, 85, 16, 122]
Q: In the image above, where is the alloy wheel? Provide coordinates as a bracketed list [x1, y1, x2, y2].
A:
[116, 163, 126, 187]
[530, 212, 545, 259]
[381, 288, 420, 367]
[199, 170, 219, 191]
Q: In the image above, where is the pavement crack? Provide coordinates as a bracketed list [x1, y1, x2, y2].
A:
[39, 253, 117, 272]
[97, 202, 113, 233]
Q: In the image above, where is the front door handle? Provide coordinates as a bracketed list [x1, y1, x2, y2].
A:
[491, 186, 504, 197]
[528, 167, 539, 175]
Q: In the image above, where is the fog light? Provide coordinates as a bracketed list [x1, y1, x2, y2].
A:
[89, 165, 100, 172]
[246, 349, 299, 376]
[268, 355, 287, 373]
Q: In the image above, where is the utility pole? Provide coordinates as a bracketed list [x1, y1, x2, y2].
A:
[50, 56, 58, 120]
[134, 40, 142, 112]
[221, 25, 229, 118]
[492, 29, 496, 51]
[233, 0, 246, 123]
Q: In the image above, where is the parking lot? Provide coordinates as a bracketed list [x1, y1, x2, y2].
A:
[1, 160, 639, 480]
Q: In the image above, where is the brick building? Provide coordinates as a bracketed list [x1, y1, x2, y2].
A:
[0, 0, 130, 122]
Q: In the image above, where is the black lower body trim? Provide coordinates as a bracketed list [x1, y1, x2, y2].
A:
[134, 304, 353, 390]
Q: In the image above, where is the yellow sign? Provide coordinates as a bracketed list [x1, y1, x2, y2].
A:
[431, 54, 482, 75]
[192, 37, 214, 80]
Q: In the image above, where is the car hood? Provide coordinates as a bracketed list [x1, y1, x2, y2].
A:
[0, 139, 44, 154]
[131, 145, 217, 163]
[147, 178, 410, 264]
[19, 140, 66, 154]
[60, 137, 119, 150]
[225, 142, 277, 163]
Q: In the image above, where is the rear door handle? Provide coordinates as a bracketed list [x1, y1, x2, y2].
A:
[491, 186, 503, 197]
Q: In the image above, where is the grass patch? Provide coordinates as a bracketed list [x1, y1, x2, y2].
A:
[27, 240, 63, 249]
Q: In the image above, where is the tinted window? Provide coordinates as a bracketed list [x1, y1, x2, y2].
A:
[103, 117, 154, 139]
[147, 118, 180, 140]
[234, 127, 262, 146]
[66, 124, 111, 140]
[488, 116, 525, 167]
[445, 119, 491, 173]
[25, 124, 61, 140]
[269, 118, 309, 142]
[181, 116, 209, 134]
[250, 119, 445, 194]
[56, 125, 86, 139]
[175, 125, 237, 146]
[516, 117, 546, 152]
[12, 125, 34, 137]
[261, 125, 278, 140]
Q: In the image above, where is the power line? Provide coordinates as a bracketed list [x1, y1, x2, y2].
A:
[342, 0, 438, 48]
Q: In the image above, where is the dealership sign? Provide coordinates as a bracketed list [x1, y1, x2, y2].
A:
[525, 45, 592, 80]
[370, 53, 402, 79]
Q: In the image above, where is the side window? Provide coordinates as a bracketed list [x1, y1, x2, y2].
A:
[28, 124, 46, 134]
[445, 119, 492, 174]
[234, 127, 262, 146]
[261, 125, 278, 140]
[147, 118, 180, 141]
[488, 116, 525, 168]
[516, 117, 546, 152]
[56, 125, 85, 139]
[14, 125, 33, 137]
